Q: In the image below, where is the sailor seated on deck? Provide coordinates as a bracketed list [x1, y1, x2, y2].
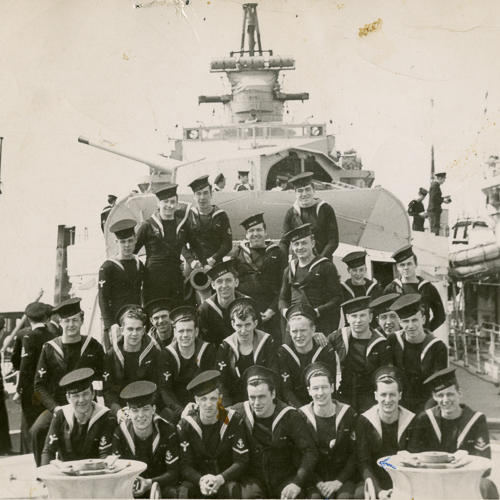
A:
[40, 368, 116, 466]
[409, 367, 499, 499]
[112, 381, 180, 499]
[356, 366, 416, 499]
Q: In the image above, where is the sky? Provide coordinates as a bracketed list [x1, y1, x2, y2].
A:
[1, 0, 500, 310]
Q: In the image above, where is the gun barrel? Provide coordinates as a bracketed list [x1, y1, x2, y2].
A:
[78, 136, 177, 174]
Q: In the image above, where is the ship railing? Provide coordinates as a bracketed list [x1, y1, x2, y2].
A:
[449, 319, 500, 381]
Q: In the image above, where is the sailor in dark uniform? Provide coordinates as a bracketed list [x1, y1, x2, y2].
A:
[101, 194, 117, 232]
[427, 172, 451, 236]
[18, 302, 57, 453]
[112, 381, 179, 499]
[103, 306, 162, 418]
[31, 298, 105, 466]
[270, 174, 289, 192]
[216, 297, 278, 406]
[299, 362, 362, 500]
[329, 296, 392, 414]
[158, 306, 216, 423]
[410, 368, 498, 499]
[369, 293, 401, 337]
[234, 171, 253, 191]
[41, 368, 116, 466]
[233, 366, 318, 499]
[198, 260, 248, 345]
[184, 175, 233, 270]
[356, 367, 416, 500]
[99, 219, 144, 351]
[340, 251, 383, 303]
[230, 213, 287, 342]
[280, 172, 339, 258]
[278, 304, 337, 408]
[384, 245, 446, 332]
[0, 317, 12, 455]
[279, 223, 343, 335]
[388, 294, 448, 414]
[134, 183, 190, 306]
[178, 371, 249, 499]
[213, 173, 226, 192]
[407, 187, 428, 232]
[144, 298, 174, 350]
[45, 304, 63, 337]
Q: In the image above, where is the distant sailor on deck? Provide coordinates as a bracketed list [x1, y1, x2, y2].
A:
[384, 245, 446, 332]
[407, 188, 428, 232]
[280, 172, 339, 258]
[270, 174, 288, 191]
[40, 368, 116, 466]
[185, 175, 233, 270]
[99, 219, 144, 351]
[134, 183, 190, 306]
[213, 173, 226, 192]
[234, 171, 253, 191]
[427, 172, 451, 236]
[101, 194, 117, 232]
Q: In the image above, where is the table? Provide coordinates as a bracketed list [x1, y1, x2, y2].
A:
[377, 455, 492, 499]
[36, 459, 147, 499]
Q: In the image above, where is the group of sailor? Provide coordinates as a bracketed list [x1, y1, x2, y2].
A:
[9, 170, 498, 499]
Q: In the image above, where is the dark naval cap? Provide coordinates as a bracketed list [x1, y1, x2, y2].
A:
[302, 362, 335, 387]
[60, 368, 95, 394]
[154, 183, 178, 201]
[243, 365, 278, 388]
[369, 293, 401, 317]
[391, 244, 415, 264]
[240, 213, 265, 231]
[214, 173, 225, 184]
[144, 298, 173, 318]
[284, 223, 313, 243]
[419, 187, 428, 196]
[277, 174, 289, 183]
[288, 171, 314, 189]
[286, 303, 317, 322]
[54, 298, 82, 319]
[110, 219, 137, 240]
[373, 365, 403, 391]
[435, 172, 447, 178]
[424, 367, 457, 393]
[342, 251, 367, 269]
[238, 171, 249, 176]
[342, 296, 371, 315]
[206, 260, 237, 282]
[187, 370, 221, 397]
[229, 296, 259, 317]
[115, 304, 143, 325]
[120, 381, 157, 408]
[390, 293, 421, 319]
[188, 175, 211, 193]
[25, 302, 48, 319]
[170, 306, 197, 325]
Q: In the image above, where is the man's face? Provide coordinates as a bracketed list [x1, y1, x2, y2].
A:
[433, 385, 461, 418]
[288, 316, 315, 350]
[158, 196, 177, 219]
[211, 272, 238, 301]
[239, 175, 249, 184]
[151, 309, 171, 335]
[61, 313, 83, 338]
[218, 178, 226, 189]
[348, 265, 366, 283]
[129, 404, 155, 431]
[295, 184, 315, 208]
[375, 381, 401, 417]
[248, 383, 275, 418]
[246, 223, 267, 249]
[174, 319, 197, 349]
[347, 309, 372, 335]
[194, 186, 212, 210]
[67, 388, 94, 418]
[196, 389, 220, 421]
[397, 256, 417, 280]
[378, 311, 400, 335]
[400, 312, 425, 343]
[116, 235, 136, 259]
[308, 375, 334, 407]
[232, 314, 258, 343]
[121, 317, 145, 349]
[437, 176, 446, 185]
[291, 235, 315, 260]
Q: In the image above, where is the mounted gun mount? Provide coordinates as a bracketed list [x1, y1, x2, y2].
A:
[198, 3, 309, 123]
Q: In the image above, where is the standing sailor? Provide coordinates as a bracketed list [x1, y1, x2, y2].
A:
[407, 188, 428, 232]
[230, 213, 287, 342]
[134, 183, 190, 306]
[427, 172, 451, 236]
[101, 194, 117, 232]
[384, 245, 446, 332]
[234, 171, 253, 191]
[340, 251, 382, 303]
[280, 172, 339, 258]
[185, 175, 233, 270]
[99, 219, 144, 351]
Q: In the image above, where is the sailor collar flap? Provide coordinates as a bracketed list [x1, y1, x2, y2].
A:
[362, 405, 415, 442]
[300, 401, 350, 433]
[243, 400, 295, 434]
[48, 335, 92, 362]
[239, 241, 280, 255]
[107, 254, 141, 272]
[282, 343, 323, 368]
[292, 199, 325, 217]
[205, 296, 224, 318]
[395, 331, 443, 361]
[341, 327, 385, 357]
[190, 205, 225, 219]
[166, 339, 207, 373]
[151, 202, 191, 237]
[62, 402, 110, 433]
[120, 414, 164, 456]
[113, 335, 156, 368]
[290, 256, 329, 283]
[224, 330, 270, 365]
[183, 409, 236, 444]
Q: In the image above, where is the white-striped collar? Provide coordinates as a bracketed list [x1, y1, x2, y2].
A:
[362, 404, 415, 442]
